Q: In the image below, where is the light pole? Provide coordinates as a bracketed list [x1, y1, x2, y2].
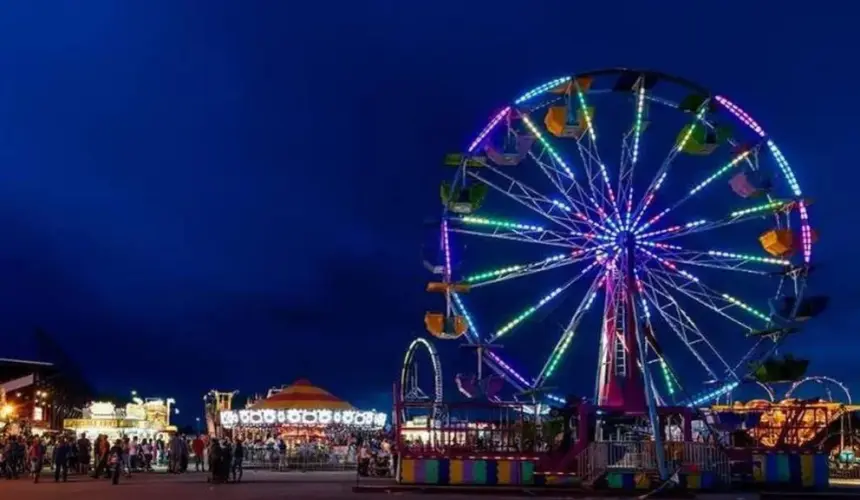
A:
[195, 417, 201, 434]
[166, 398, 176, 426]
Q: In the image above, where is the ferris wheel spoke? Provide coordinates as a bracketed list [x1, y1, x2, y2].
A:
[635, 142, 765, 235]
[638, 267, 740, 382]
[523, 135, 617, 234]
[451, 293, 535, 391]
[617, 77, 649, 230]
[642, 259, 768, 332]
[465, 243, 614, 288]
[560, 77, 622, 226]
[449, 215, 581, 249]
[519, 112, 606, 224]
[535, 268, 607, 386]
[488, 259, 602, 343]
[633, 274, 681, 401]
[638, 242, 790, 276]
[467, 165, 592, 234]
[640, 199, 793, 243]
[629, 100, 710, 230]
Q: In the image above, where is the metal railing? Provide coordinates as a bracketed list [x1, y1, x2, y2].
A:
[580, 441, 731, 484]
[239, 448, 359, 471]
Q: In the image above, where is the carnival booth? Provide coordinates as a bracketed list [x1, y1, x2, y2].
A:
[64, 399, 177, 442]
[219, 379, 387, 444]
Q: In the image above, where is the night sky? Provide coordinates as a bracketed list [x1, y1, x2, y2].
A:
[0, 1, 856, 425]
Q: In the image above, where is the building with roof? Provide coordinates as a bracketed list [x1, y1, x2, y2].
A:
[218, 379, 387, 443]
[1, 329, 95, 432]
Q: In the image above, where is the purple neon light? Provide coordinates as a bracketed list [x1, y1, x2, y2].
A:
[441, 220, 453, 282]
[468, 107, 511, 153]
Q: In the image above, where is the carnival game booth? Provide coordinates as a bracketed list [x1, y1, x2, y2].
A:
[64, 399, 177, 443]
[219, 379, 388, 469]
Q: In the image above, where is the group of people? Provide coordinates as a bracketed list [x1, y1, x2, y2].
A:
[207, 436, 245, 483]
[1, 435, 78, 483]
[0, 431, 238, 485]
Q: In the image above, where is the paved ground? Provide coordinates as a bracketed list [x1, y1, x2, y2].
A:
[0, 469, 839, 499]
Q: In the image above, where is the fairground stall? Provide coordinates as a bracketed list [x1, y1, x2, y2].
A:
[218, 379, 388, 469]
[64, 398, 177, 442]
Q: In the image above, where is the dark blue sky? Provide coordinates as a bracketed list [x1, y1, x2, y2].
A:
[0, 1, 856, 423]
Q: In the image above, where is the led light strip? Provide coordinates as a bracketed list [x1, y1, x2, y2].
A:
[468, 107, 510, 153]
[460, 215, 544, 232]
[464, 253, 568, 284]
[492, 261, 599, 340]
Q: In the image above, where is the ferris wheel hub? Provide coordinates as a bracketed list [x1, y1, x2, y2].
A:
[617, 230, 636, 247]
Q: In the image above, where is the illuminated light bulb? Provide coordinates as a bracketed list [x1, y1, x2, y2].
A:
[573, 81, 596, 141]
[689, 150, 752, 196]
[721, 294, 770, 322]
[441, 220, 453, 281]
[552, 200, 572, 212]
[468, 107, 510, 153]
[460, 216, 543, 232]
[766, 141, 802, 196]
[492, 261, 598, 339]
[707, 250, 789, 266]
[798, 201, 812, 263]
[544, 276, 604, 378]
[515, 77, 571, 104]
[464, 254, 568, 283]
[522, 115, 573, 177]
[660, 360, 675, 396]
[640, 248, 700, 283]
[493, 287, 565, 338]
[715, 96, 766, 138]
[639, 241, 683, 251]
[730, 200, 786, 217]
[631, 85, 646, 165]
[687, 381, 739, 407]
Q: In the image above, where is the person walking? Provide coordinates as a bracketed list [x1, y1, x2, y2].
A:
[53, 437, 70, 482]
[192, 435, 205, 472]
[93, 435, 111, 479]
[231, 438, 244, 483]
[28, 437, 46, 483]
[109, 439, 124, 485]
[76, 433, 91, 475]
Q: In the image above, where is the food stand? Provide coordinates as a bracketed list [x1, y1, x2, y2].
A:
[64, 399, 177, 441]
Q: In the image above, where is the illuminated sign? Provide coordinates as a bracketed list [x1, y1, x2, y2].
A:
[219, 409, 387, 429]
[125, 404, 146, 420]
[88, 402, 116, 419]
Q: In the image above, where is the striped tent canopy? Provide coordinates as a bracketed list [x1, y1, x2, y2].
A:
[250, 379, 352, 410]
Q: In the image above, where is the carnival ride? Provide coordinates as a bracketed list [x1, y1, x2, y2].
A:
[400, 338, 443, 420]
[411, 68, 829, 479]
[710, 376, 859, 452]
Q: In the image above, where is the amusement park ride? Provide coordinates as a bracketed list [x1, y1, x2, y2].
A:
[397, 67, 853, 484]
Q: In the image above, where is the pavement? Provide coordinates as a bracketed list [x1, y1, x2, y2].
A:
[0, 469, 851, 499]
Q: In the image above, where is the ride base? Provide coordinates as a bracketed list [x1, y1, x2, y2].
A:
[393, 393, 831, 493]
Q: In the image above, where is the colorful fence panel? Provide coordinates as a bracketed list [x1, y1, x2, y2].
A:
[399, 458, 537, 486]
[752, 452, 829, 489]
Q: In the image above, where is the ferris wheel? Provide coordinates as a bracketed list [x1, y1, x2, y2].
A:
[423, 68, 828, 411]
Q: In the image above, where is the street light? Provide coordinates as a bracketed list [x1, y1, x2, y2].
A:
[195, 417, 201, 434]
[166, 398, 176, 426]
